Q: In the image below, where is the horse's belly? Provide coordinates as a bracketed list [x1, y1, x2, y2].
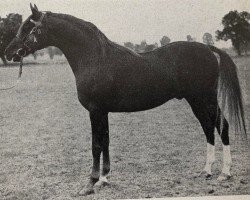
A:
[107, 73, 177, 112]
[108, 92, 174, 112]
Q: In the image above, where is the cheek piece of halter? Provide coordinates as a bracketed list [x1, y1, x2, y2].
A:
[15, 12, 45, 57]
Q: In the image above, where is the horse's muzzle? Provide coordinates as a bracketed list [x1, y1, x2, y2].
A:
[6, 48, 26, 62]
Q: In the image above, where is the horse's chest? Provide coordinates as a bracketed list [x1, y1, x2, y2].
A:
[75, 71, 114, 111]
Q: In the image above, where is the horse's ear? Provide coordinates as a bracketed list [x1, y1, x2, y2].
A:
[34, 4, 38, 11]
[30, 3, 33, 10]
[30, 3, 40, 19]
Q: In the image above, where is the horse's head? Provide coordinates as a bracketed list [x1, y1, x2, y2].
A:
[5, 4, 48, 62]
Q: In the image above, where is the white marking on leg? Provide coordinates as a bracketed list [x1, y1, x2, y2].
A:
[221, 145, 232, 176]
[99, 174, 108, 183]
[203, 143, 215, 174]
[95, 174, 109, 187]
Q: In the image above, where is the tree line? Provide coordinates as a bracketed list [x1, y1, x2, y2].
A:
[124, 32, 216, 53]
[0, 10, 249, 65]
[124, 10, 250, 55]
[0, 13, 22, 64]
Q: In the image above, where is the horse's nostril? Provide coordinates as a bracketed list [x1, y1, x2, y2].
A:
[16, 49, 26, 57]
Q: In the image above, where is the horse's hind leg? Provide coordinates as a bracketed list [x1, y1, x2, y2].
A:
[215, 109, 232, 181]
[186, 94, 218, 178]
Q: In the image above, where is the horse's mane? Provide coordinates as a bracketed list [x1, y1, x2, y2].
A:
[48, 12, 110, 57]
[48, 12, 140, 58]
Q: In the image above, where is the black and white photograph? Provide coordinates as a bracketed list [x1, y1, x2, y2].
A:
[0, 0, 249, 199]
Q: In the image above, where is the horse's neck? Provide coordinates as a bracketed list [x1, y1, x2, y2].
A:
[47, 16, 104, 72]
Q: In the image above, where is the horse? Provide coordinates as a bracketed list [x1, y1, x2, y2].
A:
[5, 4, 246, 196]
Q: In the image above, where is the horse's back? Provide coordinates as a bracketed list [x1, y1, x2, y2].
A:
[141, 41, 220, 97]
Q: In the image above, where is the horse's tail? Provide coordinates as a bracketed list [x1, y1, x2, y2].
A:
[208, 45, 247, 137]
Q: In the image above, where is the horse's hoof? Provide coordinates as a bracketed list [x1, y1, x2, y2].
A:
[196, 171, 212, 179]
[217, 174, 231, 181]
[96, 176, 110, 187]
[205, 173, 212, 180]
[95, 180, 110, 187]
[78, 187, 95, 196]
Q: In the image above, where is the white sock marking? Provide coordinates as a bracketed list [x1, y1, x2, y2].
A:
[221, 145, 232, 176]
[99, 175, 108, 183]
[95, 174, 109, 187]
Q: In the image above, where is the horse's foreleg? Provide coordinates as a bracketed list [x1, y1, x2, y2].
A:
[101, 114, 110, 182]
[96, 114, 110, 187]
[80, 111, 108, 196]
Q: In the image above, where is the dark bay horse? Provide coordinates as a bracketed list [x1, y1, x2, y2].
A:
[5, 4, 246, 195]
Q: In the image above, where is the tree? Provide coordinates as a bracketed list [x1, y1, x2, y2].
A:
[47, 46, 63, 59]
[0, 13, 22, 65]
[160, 36, 170, 46]
[144, 43, 158, 52]
[47, 46, 55, 59]
[124, 42, 135, 50]
[187, 35, 196, 42]
[202, 32, 214, 45]
[216, 10, 250, 56]
[53, 47, 63, 56]
[134, 40, 147, 53]
[33, 53, 37, 60]
[140, 40, 147, 51]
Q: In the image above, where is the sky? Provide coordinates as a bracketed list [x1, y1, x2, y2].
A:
[0, 0, 249, 48]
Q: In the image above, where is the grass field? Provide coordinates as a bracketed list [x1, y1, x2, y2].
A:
[0, 55, 249, 199]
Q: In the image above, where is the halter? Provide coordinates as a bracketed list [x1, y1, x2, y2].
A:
[15, 12, 45, 57]
[0, 13, 45, 91]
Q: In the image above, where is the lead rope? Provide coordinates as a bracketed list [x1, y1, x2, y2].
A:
[0, 57, 23, 91]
